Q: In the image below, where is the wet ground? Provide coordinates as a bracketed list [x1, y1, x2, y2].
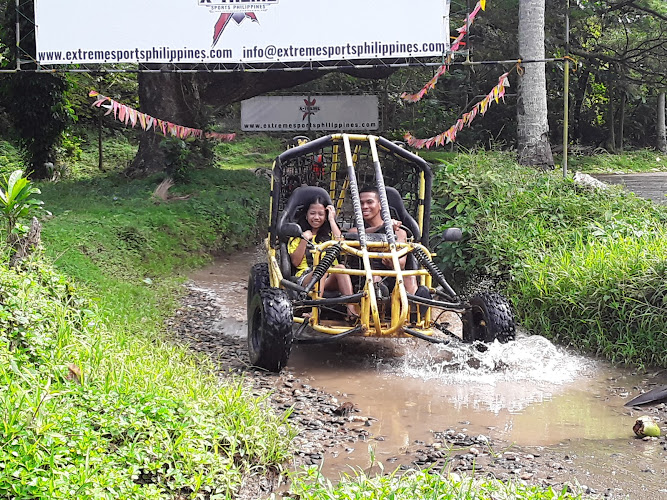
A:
[175, 248, 667, 500]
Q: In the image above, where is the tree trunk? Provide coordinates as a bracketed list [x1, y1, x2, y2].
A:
[572, 68, 591, 143]
[128, 72, 204, 178]
[127, 68, 393, 177]
[618, 90, 626, 152]
[517, 0, 554, 168]
[607, 80, 616, 152]
[658, 92, 667, 153]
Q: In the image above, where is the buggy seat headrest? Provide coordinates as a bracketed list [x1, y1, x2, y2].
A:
[385, 186, 421, 241]
[278, 186, 333, 241]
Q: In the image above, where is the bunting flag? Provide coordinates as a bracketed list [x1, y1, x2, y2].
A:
[404, 71, 511, 149]
[89, 90, 236, 143]
[401, 0, 487, 103]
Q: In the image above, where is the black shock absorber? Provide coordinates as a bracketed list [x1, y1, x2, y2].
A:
[304, 244, 343, 293]
[413, 247, 458, 301]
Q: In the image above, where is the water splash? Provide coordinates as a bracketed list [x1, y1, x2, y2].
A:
[384, 331, 596, 414]
[397, 331, 593, 384]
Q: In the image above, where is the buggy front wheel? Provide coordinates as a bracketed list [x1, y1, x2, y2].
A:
[462, 292, 516, 343]
[248, 288, 294, 372]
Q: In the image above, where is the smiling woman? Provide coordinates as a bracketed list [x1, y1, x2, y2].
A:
[287, 195, 357, 317]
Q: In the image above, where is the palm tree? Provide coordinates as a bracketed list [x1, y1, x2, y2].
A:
[517, 0, 554, 168]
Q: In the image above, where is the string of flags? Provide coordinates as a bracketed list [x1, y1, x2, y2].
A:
[88, 90, 236, 142]
[405, 70, 511, 149]
[401, 0, 486, 103]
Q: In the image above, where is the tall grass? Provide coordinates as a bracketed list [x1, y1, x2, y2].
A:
[429, 150, 667, 367]
[0, 163, 296, 498]
[285, 466, 581, 500]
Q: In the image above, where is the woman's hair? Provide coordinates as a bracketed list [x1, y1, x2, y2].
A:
[297, 195, 332, 242]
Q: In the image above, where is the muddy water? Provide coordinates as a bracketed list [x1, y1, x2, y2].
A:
[191, 252, 667, 497]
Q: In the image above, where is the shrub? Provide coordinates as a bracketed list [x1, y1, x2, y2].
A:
[429, 151, 667, 367]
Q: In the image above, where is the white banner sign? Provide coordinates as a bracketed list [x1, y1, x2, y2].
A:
[34, 0, 450, 66]
[242, 96, 379, 131]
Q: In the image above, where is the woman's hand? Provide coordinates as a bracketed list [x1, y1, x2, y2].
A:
[301, 230, 314, 241]
[325, 204, 337, 221]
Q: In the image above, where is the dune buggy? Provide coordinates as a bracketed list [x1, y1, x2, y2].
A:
[247, 134, 515, 372]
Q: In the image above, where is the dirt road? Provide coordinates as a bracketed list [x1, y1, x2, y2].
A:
[168, 273, 667, 499]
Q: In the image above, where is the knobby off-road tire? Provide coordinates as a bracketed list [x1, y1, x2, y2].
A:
[247, 263, 270, 304]
[462, 292, 516, 343]
[247, 287, 294, 372]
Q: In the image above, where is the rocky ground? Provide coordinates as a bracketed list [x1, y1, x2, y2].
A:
[168, 285, 667, 499]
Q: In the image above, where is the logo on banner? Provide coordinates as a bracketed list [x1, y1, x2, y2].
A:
[199, 0, 279, 47]
[300, 98, 320, 121]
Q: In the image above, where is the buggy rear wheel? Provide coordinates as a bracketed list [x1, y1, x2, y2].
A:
[247, 287, 294, 372]
[462, 292, 515, 343]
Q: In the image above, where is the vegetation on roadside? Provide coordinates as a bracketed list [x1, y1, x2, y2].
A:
[0, 156, 299, 497]
[283, 466, 581, 500]
[0, 258, 295, 498]
[563, 149, 667, 174]
[428, 150, 667, 368]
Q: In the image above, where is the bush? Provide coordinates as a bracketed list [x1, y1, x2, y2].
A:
[429, 151, 667, 367]
[0, 140, 28, 177]
[0, 161, 293, 497]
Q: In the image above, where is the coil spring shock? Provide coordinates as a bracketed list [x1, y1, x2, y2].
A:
[304, 243, 343, 293]
[413, 247, 458, 300]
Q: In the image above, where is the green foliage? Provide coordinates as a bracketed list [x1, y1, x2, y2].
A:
[160, 137, 214, 183]
[38, 167, 268, 288]
[0, 169, 43, 242]
[0, 140, 28, 177]
[0, 259, 295, 499]
[565, 149, 667, 173]
[512, 232, 667, 366]
[429, 151, 667, 367]
[68, 132, 138, 178]
[285, 466, 581, 499]
[2, 72, 74, 178]
[57, 131, 83, 162]
[214, 134, 283, 168]
[0, 161, 294, 498]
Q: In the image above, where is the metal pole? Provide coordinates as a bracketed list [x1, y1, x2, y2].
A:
[15, 0, 21, 71]
[563, 0, 570, 178]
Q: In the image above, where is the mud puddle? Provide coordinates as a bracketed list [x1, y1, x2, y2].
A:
[188, 252, 667, 499]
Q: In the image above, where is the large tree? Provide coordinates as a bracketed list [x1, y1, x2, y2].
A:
[127, 68, 392, 177]
[516, 0, 554, 168]
[568, 1, 667, 150]
[0, 0, 72, 179]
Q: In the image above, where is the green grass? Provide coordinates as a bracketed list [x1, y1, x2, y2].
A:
[214, 134, 283, 169]
[559, 149, 667, 173]
[0, 258, 296, 499]
[0, 139, 29, 177]
[0, 160, 293, 498]
[427, 150, 667, 367]
[284, 466, 581, 500]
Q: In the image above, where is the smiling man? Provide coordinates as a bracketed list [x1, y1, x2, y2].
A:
[354, 186, 418, 296]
